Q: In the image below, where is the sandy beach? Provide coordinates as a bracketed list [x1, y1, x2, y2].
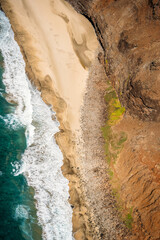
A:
[1, 0, 160, 239]
[0, 0, 98, 132]
[0, 0, 99, 238]
[0, 0, 133, 239]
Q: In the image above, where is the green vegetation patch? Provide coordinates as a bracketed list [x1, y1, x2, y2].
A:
[102, 80, 133, 229]
[102, 83, 127, 165]
[112, 187, 133, 229]
[123, 207, 133, 229]
[105, 86, 125, 126]
[107, 168, 114, 179]
[102, 81, 132, 229]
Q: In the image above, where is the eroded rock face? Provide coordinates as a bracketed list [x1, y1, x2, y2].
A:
[65, 0, 160, 239]
[66, 0, 160, 122]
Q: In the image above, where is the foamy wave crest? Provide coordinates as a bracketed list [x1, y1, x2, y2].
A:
[0, 113, 22, 130]
[11, 161, 23, 176]
[15, 205, 29, 220]
[22, 89, 73, 240]
[0, 11, 34, 146]
[0, 11, 73, 240]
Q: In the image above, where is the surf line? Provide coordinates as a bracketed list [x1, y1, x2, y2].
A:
[0, 10, 73, 240]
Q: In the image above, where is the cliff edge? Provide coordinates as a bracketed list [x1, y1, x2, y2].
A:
[65, 0, 160, 239]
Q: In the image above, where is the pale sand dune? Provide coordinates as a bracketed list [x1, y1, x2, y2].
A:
[5, 0, 98, 132]
[0, 0, 99, 238]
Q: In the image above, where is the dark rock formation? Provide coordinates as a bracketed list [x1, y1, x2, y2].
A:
[65, 0, 160, 239]
[65, 0, 160, 122]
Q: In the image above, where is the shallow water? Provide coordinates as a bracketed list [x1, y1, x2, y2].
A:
[0, 50, 42, 240]
[0, 11, 73, 240]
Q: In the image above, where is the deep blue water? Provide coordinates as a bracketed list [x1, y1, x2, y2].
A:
[0, 52, 42, 240]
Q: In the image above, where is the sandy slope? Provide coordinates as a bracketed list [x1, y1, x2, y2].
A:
[3, 0, 98, 132]
[2, 0, 155, 239]
[0, 0, 99, 238]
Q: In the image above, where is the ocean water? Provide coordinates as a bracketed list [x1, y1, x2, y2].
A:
[0, 37, 42, 240]
[0, 11, 73, 240]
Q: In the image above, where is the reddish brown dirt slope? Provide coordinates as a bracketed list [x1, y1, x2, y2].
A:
[65, 0, 160, 239]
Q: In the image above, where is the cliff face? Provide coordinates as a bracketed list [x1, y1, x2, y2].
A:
[65, 0, 160, 239]
[1, 0, 160, 238]
[66, 0, 160, 121]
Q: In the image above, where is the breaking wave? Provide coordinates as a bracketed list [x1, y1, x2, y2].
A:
[0, 10, 73, 240]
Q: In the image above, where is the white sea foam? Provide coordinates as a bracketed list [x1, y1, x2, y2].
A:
[0, 12, 34, 146]
[0, 11, 73, 240]
[11, 161, 23, 176]
[15, 205, 29, 220]
[22, 89, 73, 240]
[0, 113, 22, 130]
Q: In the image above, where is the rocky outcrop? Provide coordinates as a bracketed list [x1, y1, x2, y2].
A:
[1, 0, 160, 238]
[65, 0, 160, 239]
[66, 0, 160, 122]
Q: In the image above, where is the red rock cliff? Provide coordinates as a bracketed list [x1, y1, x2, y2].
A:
[65, 0, 160, 239]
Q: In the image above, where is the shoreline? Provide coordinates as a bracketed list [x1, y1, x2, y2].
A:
[2, 0, 159, 239]
[0, 14, 43, 239]
[0, 0, 144, 239]
[0, 0, 99, 238]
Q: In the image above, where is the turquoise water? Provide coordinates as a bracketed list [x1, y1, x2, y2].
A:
[0, 10, 73, 240]
[0, 52, 42, 239]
